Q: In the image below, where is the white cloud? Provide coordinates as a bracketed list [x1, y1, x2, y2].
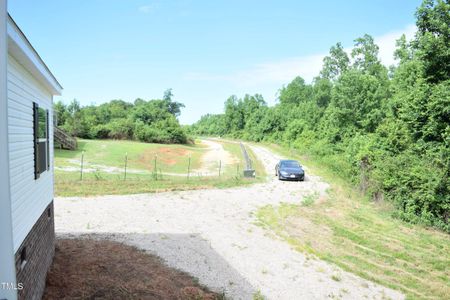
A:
[184, 54, 324, 87]
[184, 24, 417, 87]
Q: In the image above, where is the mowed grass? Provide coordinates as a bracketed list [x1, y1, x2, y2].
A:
[254, 144, 450, 300]
[55, 139, 206, 174]
[55, 175, 258, 197]
[54, 138, 264, 197]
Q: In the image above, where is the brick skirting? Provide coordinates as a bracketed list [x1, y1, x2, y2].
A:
[15, 201, 55, 300]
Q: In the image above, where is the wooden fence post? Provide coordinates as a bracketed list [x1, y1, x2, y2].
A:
[187, 156, 191, 180]
[124, 152, 128, 180]
[154, 155, 157, 181]
[80, 151, 84, 181]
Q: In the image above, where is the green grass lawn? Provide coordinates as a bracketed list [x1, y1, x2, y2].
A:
[55, 139, 207, 174]
[54, 138, 264, 197]
[254, 144, 450, 300]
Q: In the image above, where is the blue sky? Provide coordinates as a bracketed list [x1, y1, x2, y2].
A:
[8, 0, 421, 124]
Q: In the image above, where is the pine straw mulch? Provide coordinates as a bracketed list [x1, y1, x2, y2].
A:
[43, 238, 221, 300]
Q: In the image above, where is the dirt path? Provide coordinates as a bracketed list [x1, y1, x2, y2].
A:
[191, 139, 238, 176]
[55, 143, 404, 300]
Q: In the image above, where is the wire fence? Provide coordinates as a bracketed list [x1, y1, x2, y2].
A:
[57, 150, 246, 182]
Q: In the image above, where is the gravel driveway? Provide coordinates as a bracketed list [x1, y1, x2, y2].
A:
[55, 143, 404, 300]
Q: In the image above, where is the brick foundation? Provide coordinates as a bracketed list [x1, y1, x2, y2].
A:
[15, 201, 55, 300]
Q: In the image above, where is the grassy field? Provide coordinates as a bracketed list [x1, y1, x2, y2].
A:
[55, 139, 206, 174]
[254, 144, 450, 300]
[54, 139, 264, 197]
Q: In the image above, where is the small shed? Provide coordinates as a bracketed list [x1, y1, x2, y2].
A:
[0, 4, 62, 300]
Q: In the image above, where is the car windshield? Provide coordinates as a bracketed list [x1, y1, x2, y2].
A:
[281, 161, 300, 168]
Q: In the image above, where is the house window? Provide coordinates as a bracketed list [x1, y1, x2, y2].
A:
[33, 102, 49, 179]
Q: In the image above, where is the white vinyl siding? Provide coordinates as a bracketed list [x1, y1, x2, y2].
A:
[7, 54, 54, 252]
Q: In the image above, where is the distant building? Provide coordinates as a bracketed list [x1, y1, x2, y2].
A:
[0, 2, 62, 299]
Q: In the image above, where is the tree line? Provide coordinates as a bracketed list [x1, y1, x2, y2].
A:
[190, 0, 449, 232]
[54, 89, 188, 144]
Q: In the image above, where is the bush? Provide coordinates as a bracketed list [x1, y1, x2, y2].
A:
[89, 124, 111, 139]
[107, 118, 134, 140]
[54, 93, 187, 144]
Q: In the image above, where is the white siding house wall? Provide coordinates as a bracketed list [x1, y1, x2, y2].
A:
[1, 1, 19, 299]
[7, 54, 54, 252]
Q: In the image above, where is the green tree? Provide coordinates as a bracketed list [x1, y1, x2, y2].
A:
[53, 100, 68, 126]
[320, 42, 350, 80]
[394, 34, 414, 63]
[351, 34, 387, 78]
[163, 88, 185, 117]
[224, 95, 244, 134]
[278, 77, 313, 106]
[414, 0, 450, 83]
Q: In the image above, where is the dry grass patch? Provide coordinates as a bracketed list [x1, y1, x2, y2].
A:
[44, 239, 222, 299]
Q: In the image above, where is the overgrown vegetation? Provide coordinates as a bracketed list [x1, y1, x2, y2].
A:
[55, 89, 188, 144]
[191, 0, 449, 232]
[254, 143, 450, 300]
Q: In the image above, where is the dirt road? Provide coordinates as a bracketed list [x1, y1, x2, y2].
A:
[55, 142, 404, 300]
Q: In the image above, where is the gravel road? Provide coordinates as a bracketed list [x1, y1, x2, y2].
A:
[55, 143, 404, 300]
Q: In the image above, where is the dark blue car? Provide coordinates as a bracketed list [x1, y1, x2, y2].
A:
[275, 160, 305, 181]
